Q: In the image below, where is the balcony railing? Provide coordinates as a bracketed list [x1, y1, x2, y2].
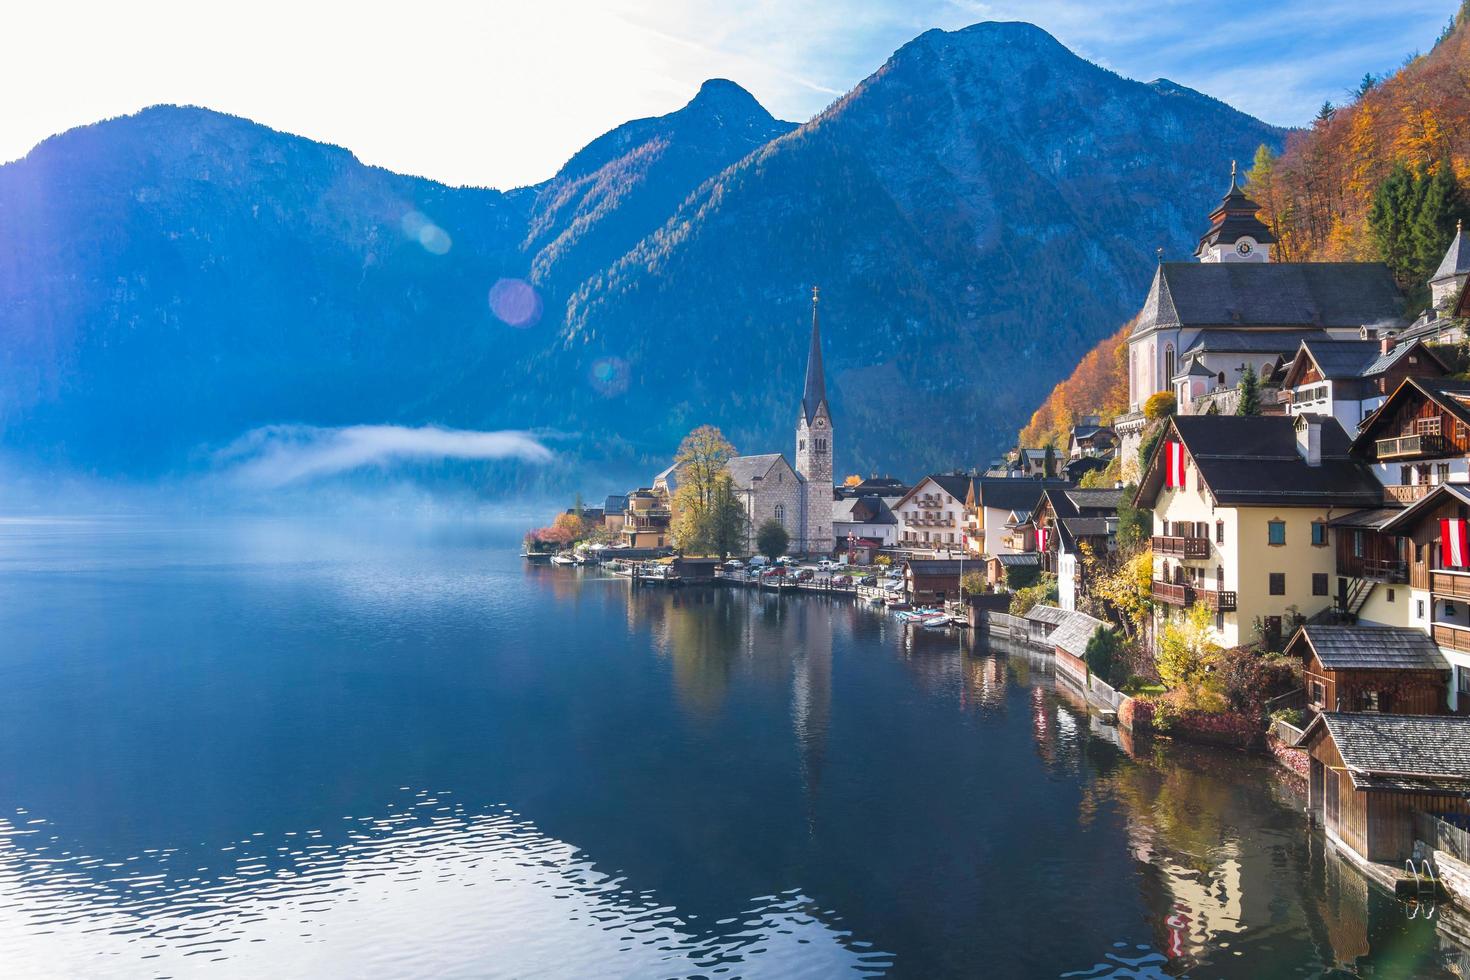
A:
[1152, 535, 1210, 558]
[1433, 621, 1470, 654]
[1375, 433, 1448, 460]
[1431, 569, 1470, 600]
[1384, 484, 1431, 504]
[1151, 580, 1236, 611]
[1358, 558, 1409, 584]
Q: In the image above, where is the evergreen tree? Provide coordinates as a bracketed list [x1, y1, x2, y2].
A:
[1355, 72, 1377, 99]
[1368, 163, 1422, 288]
[1412, 163, 1465, 285]
[1315, 100, 1336, 125]
[756, 519, 789, 562]
[1236, 363, 1261, 416]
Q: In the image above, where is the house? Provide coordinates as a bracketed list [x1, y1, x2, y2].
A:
[837, 476, 910, 500]
[984, 551, 1039, 589]
[966, 477, 1071, 557]
[1281, 335, 1447, 435]
[1350, 377, 1470, 503]
[1067, 417, 1117, 460]
[1296, 713, 1470, 865]
[1397, 220, 1470, 346]
[1285, 625, 1452, 718]
[1015, 448, 1061, 478]
[1064, 455, 1111, 484]
[1029, 487, 1121, 611]
[602, 495, 629, 534]
[1326, 505, 1411, 628]
[1022, 604, 1069, 645]
[1375, 483, 1470, 712]
[1049, 610, 1105, 686]
[1136, 414, 1384, 648]
[903, 559, 969, 604]
[621, 489, 671, 548]
[833, 494, 899, 548]
[895, 474, 973, 553]
[1115, 166, 1407, 464]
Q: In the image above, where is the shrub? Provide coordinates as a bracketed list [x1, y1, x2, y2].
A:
[1217, 648, 1301, 717]
[1008, 573, 1058, 616]
[1142, 391, 1177, 420]
[1119, 697, 1155, 732]
[1085, 627, 1121, 680]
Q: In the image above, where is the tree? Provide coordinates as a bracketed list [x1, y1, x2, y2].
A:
[1235, 363, 1262, 415]
[673, 425, 736, 511]
[1369, 162, 1426, 289]
[1412, 162, 1465, 288]
[670, 425, 738, 552]
[1008, 573, 1058, 616]
[960, 571, 986, 597]
[703, 474, 747, 559]
[1084, 627, 1122, 683]
[1079, 541, 1152, 643]
[1355, 72, 1378, 100]
[1078, 457, 1121, 488]
[756, 519, 789, 561]
[843, 474, 863, 487]
[1043, 442, 1057, 478]
[1138, 424, 1166, 477]
[1156, 603, 1224, 710]
[1115, 487, 1152, 552]
[1142, 391, 1176, 420]
[1315, 100, 1336, 125]
[552, 511, 587, 541]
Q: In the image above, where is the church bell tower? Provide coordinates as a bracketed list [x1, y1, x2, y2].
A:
[795, 286, 835, 554]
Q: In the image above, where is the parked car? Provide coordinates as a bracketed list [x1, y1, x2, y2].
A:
[723, 559, 744, 569]
[817, 558, 835, 570]
[859, 575, 877, 586]
[795, 569, 815, 582]
[748, 556, 769, 568]
[761, 566, 785, 578]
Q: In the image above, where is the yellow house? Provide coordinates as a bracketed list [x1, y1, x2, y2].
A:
[1136, 415, 1384, 648]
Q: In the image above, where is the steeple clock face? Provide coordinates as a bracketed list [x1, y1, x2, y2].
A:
[1236, 240, 1254, 256]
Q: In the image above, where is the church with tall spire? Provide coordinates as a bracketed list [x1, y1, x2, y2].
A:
[720, 287, 835, 555]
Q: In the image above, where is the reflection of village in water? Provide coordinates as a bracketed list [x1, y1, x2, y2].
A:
[553, 566, 1470, 978]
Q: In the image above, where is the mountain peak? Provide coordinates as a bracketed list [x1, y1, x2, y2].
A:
[683, 78, 775, 123]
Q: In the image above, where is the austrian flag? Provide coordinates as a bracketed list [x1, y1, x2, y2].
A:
[1443, 518, 1470, 568]
[1165, 441, 1187, 489]
[1036, 527, 1049, 552]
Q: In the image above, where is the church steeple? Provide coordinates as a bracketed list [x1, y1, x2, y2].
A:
[1195, 160, 1276, 263]
[802, 285, 829, 424]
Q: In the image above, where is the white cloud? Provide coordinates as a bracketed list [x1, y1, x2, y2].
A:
[215, 424, 554, 488]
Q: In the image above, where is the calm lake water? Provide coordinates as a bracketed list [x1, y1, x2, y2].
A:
[0, 516, 1464, 978]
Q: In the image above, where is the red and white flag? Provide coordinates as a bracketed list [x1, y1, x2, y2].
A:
[1443, 519, 1470, 567]
[1036, 527, 1048, 552]
[1165, 441, 1187, 489]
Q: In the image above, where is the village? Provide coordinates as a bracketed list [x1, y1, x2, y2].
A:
[525, 168, 1470, 923]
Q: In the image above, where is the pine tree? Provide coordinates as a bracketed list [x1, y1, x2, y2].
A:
[1315, 100, 1336, 125]
[1412, 162, 1465, 285]
[1355, 73, 1377, 99]
[1236, 363, 1261, 416]
[1368, 162, 1422, 288]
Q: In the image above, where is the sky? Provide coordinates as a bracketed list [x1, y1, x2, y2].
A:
[2, 0, 1461, 190]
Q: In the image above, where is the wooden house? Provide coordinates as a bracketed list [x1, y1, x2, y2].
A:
[1281, 336, 1446, 437]
[1351, 377, 1470, 504]
[1049, 611, 1104, 685]
[984, 551, 1039, 589]
[1285, 625, 1451, 717]
[902, 559, 967, 604]
[1297, 713, 1470, 864]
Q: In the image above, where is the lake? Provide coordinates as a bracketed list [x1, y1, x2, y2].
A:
[0, 516, 1463, 977]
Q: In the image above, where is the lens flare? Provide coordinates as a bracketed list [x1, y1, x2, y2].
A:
[401, 210, 451, 255]
[488, 279, 543, 328]
[589, 357, 629, 397]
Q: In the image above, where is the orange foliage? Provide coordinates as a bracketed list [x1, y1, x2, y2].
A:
[1018, 317, 1134, 449]
[1252, 9, 1470, 262]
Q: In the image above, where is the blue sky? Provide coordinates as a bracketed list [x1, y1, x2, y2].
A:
[2, 0, 1460, 189]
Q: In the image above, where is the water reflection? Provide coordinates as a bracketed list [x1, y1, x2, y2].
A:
[0, 519, 1461, 977]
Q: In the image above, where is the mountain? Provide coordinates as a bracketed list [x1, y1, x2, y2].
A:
[0, 22, 1282, 487]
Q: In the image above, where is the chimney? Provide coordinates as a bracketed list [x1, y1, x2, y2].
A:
[1296, 415, 1322, 467]
[1380, 332, 1396, 357]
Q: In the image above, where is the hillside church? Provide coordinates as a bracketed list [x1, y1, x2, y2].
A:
[722, 289, 836, 555]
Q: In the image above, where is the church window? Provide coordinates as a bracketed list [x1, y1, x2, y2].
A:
[774, 504, 785, 523]
[799, 439, 805, 451]
[1164, 345, 1175, 384]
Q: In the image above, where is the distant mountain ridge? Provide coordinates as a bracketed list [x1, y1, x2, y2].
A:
[0, 21, 1282, 487]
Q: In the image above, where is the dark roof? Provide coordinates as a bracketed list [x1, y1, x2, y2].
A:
[1050, 611, 1105, 658]
[1196, 170, 1277, 254]
[1298, 713, 1470, 794]
[1024, 604, 1069, 626]
[1183, 329, 1328, 355]
[976, 477, 1070, 512]
[1064, 489, 1123, 513]
[1328, 506, 1403, 530]
[1288, 625, 1448, 671]
[1059, 516, 1113, 539]
[802, 298, 829, 424]
[904, 559, 967, 576]
[1064, 457, 1110, 480]
[1357, 378, 1470, 450]
[1133, 262, 1406, 337]
[1286, 338, 1446, 386]
[1140, 415, 1383, 509]
[1433, 223, 1470, 283]
[725, 454, 786, 489]
[993, 552, 1041, 567]
[833, 495, 897, 525]
[604, 494, 629, 513]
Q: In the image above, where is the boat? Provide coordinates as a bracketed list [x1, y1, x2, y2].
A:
[550, 553, 578, 567]
[521, 551, 553, 564]
[920, 614, 952, 629]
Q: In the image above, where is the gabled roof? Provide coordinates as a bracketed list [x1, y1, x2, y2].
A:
[993, 552, 1041, 567]
[1378, 483, 1470, 534]
[1286, 625, 1448, 671]
[1064, 489, 1123, 514]
[724, 453, 789, 489]
[1131, 262, 1406, 338]
[1433, 222, 1470, 284]
[1050, 611, 1105, 658]
[1282, 338, 1448, 388]
[1023, 604, 1069, 626]
[1354, 378, 1470, 451]
[1297, 713, 1470, 794]
[1327, 506, 1403, 530]
[1182, 328, 1327, 355]
[833, 495, 897, 525]
[975, 477, 1070, 513]
[903, 559, 967, 576]
[1137, 415, 1383, 509]
[1059, 516, 1114, 540]
[895, 473, 974, 510]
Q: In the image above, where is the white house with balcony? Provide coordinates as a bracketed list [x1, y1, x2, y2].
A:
[895, 474, 972, 553]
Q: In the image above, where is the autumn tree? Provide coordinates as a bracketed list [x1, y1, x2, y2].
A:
[1156, 603, 1225, 710]
[671, 425, 743, 554]
[1079, 542, 1153, 644]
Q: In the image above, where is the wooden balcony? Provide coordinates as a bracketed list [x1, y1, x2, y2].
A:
[1358, 558, 1409, 584]
[1384, 484, 1431, 504]
[1432, 570, 1470, 600]
[1375, 433, 1448, 460]
[1433, 622, 1470, 654]
[1152, 535, 1210, 558]
[1151, 580, 1235, 610]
